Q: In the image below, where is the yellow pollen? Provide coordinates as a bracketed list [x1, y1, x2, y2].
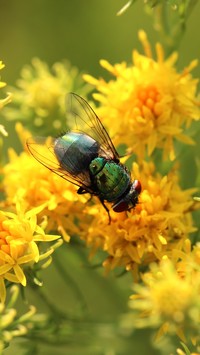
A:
[146, 98, 154, 110]
[156, 93, 161, 101]
[135, 99, 143, 109]
[148, 89, 157, 100]
[138, 89, 147, 102]
[136, 86, 160, 117]
[133, 107, 141, 115]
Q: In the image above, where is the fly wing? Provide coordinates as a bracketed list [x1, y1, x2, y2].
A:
[26, 136, 94, 192]
[66, 93, 119, 161]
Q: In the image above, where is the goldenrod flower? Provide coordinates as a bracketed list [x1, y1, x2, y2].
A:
[0, 286, 35, 350]
[177, 350, 200, 355]
[3, 58, 90, 135]
[124, 256, 200, 343]
[84, 31, 200, 160]
[0, 125, 8, 137]
[0, 61, 6, 89]
[0, 193, 61, 303]
[0, 60, 11, 139]
[0, 285, 47, 351]
[3, 146, 89, 241]
[80, 161, 196, 274]
[0, 60, 11, 110]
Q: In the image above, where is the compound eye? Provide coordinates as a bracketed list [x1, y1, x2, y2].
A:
[112, 180, 142, 213]
[112, 200, 129, 213]
[133, 180, 142, 194]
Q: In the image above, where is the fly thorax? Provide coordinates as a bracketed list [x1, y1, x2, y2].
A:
[91, 160, 130, 202]
[89, 157, 106, 176]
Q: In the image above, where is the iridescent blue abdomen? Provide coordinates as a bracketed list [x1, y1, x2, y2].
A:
[54, 132, 99, 174]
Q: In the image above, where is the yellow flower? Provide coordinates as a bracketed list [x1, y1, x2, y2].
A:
[176, 350, 200, 355]
[84, 31, 200, 160]
[3, 144, 89, 242]
[0, 285, 54, 351]
[0, 60, 11, 139]
[124, 256, 200, 343]
[79, 161, 197, 274]
[0, 193, 61, 303]
[3, 58, 90, 135]
[177, 350, 200, 355]
[0, 125, 8, 137]
[0, 60, 12, 112]
[0, 286, 36, 351]
[0, 61, 6, 89]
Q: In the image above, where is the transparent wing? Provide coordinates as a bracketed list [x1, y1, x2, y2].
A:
[26, 136, 94, 192]
[66, 93, 119, 161]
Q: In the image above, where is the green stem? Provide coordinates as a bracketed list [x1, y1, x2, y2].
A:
[151, 1, 198, 55]
[53, 249, 89, 314]
[30, 284, 70, 321]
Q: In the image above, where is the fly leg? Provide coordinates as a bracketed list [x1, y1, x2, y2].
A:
[77, 187, 93, 203]
[77, 187, 88, 195]
[77, 188, 111, 224]
[99, 198, 111, 224]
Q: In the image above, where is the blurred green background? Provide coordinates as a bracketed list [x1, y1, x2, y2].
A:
[1, 0, 200, 85]
[1, 1, 200, 354]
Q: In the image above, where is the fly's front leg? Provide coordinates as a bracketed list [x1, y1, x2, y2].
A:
[77, 188, 111, 224]
[77, 187, 93, 203]
[77, 187, 88, 194]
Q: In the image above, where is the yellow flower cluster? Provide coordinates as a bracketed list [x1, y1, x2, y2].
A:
[1, 31, 200, 346]
[4, 127, 196, 279]
[84, 31, 200, 161]
[0, 61, 12, 137]
[82, 32, 200, 343]
[0, 192, 61, 303]
[124, 244, 200, 343]
[0, 286, 36, 351]
[3, 58, 90, 135]
[3, 124, 90, 242]
[177, 350, 200, 355]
